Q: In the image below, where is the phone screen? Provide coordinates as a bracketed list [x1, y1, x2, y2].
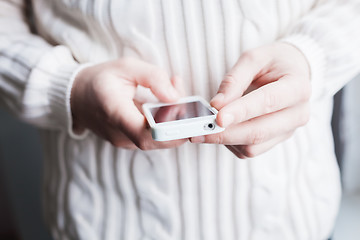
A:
[150, 101, 214, 123]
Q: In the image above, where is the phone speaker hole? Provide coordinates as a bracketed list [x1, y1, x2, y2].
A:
[205, 123, 215, 130]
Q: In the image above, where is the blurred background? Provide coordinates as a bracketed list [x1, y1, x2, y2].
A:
[0, 76, 359, 240]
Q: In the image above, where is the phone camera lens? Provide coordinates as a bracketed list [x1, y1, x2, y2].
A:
[204, 123, 215, 130]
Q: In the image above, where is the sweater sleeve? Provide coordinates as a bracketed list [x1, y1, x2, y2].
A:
[0, 0, 88, 139]
[280, 0, 360, 101]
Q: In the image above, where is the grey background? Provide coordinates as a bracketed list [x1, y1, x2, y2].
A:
[0, 109, 52, 240]
[333, 76, 360, 240]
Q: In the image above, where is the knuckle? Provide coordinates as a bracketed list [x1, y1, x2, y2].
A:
[247, 128, 267, 145]
[107, 132, 131, 149]
[208, 132, 224, 144]
[150, 70, 170, 88]
[242, 146, 259, 158]
[234, 151, 245, 159]
[112, 141, 123, 148]
[109, 141, 118, 147]
[151, 68, 169, 80]
[239, 154, 247, 159]
[219, 75, 237, 92]
[108, 136, 122, 148]
[222, 75, 237, 86]
[241, 50, 257, 63]
[262, 88, 278, 113]
[137, 139, 151, 151]
[219, 74, 240, 93]
[214, 133, 225, 144]
[231, 146, 247, 159]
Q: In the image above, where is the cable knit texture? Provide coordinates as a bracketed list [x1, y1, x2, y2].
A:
[1, 0, 360, 239]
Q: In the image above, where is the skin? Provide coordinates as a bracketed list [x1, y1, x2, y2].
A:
[70, 57, 187, 150]
[71, 42, 311, 158]
[190, 42, 311, 158]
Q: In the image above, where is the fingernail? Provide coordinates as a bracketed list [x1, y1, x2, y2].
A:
[210, 93, 224, 107]
[190, 136, 205, 143]
[221, 113, 234, 128]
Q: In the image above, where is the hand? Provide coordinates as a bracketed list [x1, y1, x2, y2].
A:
[71, 58, 187, 150]
[190, 43, 311, 158]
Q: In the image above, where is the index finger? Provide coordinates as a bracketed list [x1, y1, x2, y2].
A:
[210, 50, 270, 110]
[116, 58, 180, 103]
[215, 75, 311, 128]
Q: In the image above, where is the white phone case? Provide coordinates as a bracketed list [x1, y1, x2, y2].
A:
[142, 96, 225, 141]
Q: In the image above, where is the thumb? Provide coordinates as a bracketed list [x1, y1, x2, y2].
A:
[210, 51, 268, 110]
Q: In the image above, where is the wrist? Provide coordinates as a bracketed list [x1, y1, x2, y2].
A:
[280, 35, 326, 80]
[70, 65, 91, 134]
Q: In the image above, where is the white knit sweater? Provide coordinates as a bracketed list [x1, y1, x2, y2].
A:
[1, 0, 360, 239]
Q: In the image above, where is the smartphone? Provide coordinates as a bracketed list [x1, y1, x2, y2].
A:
[142, 96, 225, 141]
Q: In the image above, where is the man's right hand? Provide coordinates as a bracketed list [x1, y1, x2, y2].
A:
[70, 58, 186, 150]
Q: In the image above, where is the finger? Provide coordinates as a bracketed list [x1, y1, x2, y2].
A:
[131, 128, 188, 150]
[107, 130, 138, 149]
[134, 99, 145, 114]
[210, 50, 270, 110]
[109, 97, 187, 150]
[216, 75, 311, 127]
[190, 103, 309, 145]
[86, 119, 139, 149]
[107, 87, 185, 150]
[110, 103, 187, 150]
[172, 75, 187, 97]
[226, 131, 294, 159]
[226, 145, 246, 158]
[108, 97, 149, 145]
[118, 58, 180, 102]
